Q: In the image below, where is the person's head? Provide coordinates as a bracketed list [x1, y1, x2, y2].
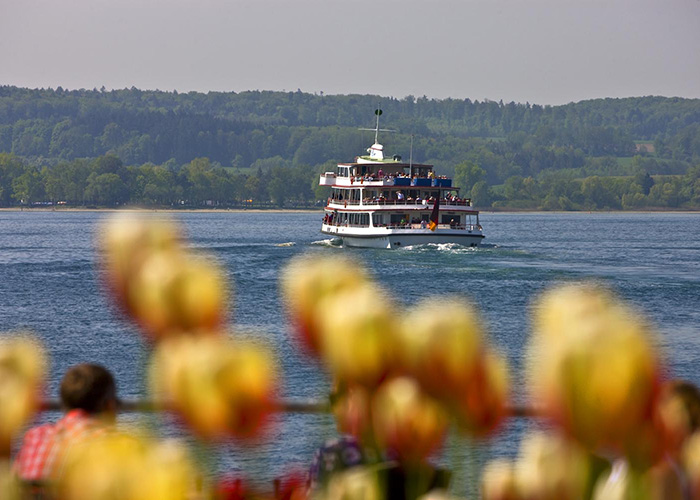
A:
[659, 380, 700, 456]
[60, 363, 118, 418]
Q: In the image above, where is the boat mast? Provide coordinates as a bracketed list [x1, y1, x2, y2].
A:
[374, 108, 382, 144]
[409, 134, 414, 178]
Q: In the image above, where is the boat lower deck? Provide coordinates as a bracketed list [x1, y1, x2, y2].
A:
[321, 224, 485, 249]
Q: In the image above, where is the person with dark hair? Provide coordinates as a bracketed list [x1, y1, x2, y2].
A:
[14, 363, 118, 481]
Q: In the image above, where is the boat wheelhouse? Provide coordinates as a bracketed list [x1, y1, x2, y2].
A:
[319, 117, 484, 249]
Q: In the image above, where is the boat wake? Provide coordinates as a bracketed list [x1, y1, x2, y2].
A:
[401, 242, 482, 253]
[311, 238, 342, 247]
[275, 242, 296, 247]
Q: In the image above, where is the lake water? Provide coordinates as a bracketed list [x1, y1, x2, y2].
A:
[1, 210, 699, 490]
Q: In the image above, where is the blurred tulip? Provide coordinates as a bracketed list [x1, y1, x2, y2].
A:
[515, 433, 591, 500]
[0, 335, 46, 455]
[319, 285, 397, 388]
[591, 461, 662, 500]
[280, 254, 369, 356]
[453, 350, 509, 437]
[528, 284, 662, 457]
[398, 298, 483, 397]
[481, 459, 520, 500]
[332, 384, 374, 443]
[128, 251, 228, 340]
[151, 335, 277, 441]
[398, 297, 509, 437]
[483, 432, 593, 500]
[58, 432, 201, 500]
[683, 432, 700, 499]
[320, 467, 383, 500]
[0, 460, 20, 500]
[371, 377, 448, 464]
[99, 213, 181, 307]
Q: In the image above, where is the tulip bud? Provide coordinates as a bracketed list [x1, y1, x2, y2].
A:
[319, 286, 397, 388]
[0, 460, 20, 500]
[0, 335, 46, 455]
[528, 284, 662, 457]
[481, 459, 520, 500]
[398, 298, 509, 437]
[58, 432, 201, 500]
[151, 335, 277, 441]
[99, 214, 181, 308]
[683, 432, 700, 499]
[280, 254, 369, 356]
[372, 377, 448, 464]
[322, 467, 383, 500]
[332, 384, 374, 443]
[453, 350, 509, 438]
[515, 433, 591, 500]
[398, 298, 483, 398]
[128, 252, 228, 340]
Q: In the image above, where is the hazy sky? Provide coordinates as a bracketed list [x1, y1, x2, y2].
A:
[2, 0, 699, 104]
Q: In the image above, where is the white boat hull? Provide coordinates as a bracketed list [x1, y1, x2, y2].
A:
[321, 225, 484, 249]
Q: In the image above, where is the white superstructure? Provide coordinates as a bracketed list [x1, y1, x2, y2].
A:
[320, 118, 485, 249]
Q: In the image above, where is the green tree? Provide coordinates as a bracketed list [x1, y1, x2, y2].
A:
[12, 166, 45, 204]
[454, 160, 485, 194]
[84, 173, 128, 205]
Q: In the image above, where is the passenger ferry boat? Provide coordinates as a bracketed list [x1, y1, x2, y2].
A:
[319, 113, 485, 249]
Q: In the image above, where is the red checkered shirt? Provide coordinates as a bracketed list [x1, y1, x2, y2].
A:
[14, 409, 108, 481]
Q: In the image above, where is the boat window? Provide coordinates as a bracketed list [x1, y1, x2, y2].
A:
[441, 215, 460, 225]
[390, 214, 404, 224]
[372, 214, 383, 226]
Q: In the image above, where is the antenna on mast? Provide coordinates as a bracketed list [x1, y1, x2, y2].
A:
[373, 108, 382, 144]
[359, 108, 395, 142]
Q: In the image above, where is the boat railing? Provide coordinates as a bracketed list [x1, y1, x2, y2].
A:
[328, 199, 473, 208]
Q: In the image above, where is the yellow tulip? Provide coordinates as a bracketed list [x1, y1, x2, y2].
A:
[0, 460, 20, 500]
[398, 297, 509, 437]
[683, 432, 700, 499]
[98, 213, 181, 307]
[280, 254, 369, 356]
[398, 297, 484, 398]
[528, 284, 662, 456]
[371, 377, 448, 464]
[128, 251, 228, 340]
[321, 467, 384, 500]
[514, 433, 591, 500]
[151, 335, 277, 441]
[453, 350, 509, 438]
[0, 335, 46, 455]
[332, 384, 374, 443]
[481, 459, 520, 500]
[58, 432, 201, 500]
[319, 286, 397, 388]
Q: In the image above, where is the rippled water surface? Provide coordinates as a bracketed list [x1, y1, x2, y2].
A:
[1, 210, 699, 487]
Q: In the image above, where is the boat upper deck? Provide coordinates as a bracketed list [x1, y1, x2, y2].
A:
[320, 161, 453, 189]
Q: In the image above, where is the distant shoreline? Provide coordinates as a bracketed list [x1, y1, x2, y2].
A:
[0, 207, 322, 214]
[2, 207, 699, 215]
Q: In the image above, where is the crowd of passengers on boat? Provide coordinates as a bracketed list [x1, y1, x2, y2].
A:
[329, 192, 472, 207]
[347, 169, 450, 184]
[322, 212, 480, 230]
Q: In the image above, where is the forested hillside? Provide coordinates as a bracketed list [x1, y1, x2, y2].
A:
[1, 86, 699, 209]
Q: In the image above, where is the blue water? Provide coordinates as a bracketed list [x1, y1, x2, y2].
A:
[1, 210, 699, 489]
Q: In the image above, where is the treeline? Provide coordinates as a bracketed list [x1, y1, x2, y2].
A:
[0, 86, 699, 210]
[0, 153, 322, 208]
[3, 151, 699, 211]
